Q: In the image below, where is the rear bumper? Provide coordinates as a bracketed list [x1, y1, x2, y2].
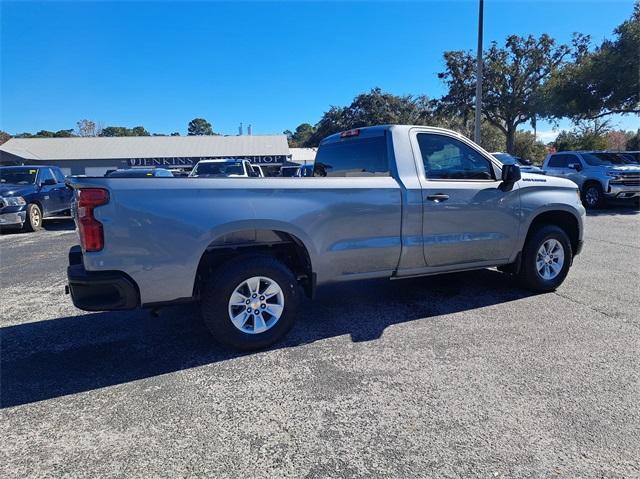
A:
[66, 245, 139, 311]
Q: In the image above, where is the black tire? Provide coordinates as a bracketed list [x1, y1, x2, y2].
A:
[200, 254, 300, 351]
[517, 224, 572, 293]
[581, 182, 604, 209]
[23, 203, 43, 232]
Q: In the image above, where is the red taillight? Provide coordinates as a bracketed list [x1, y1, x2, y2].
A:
[340, 128, 360, 138]
[77, 188, 109, 252]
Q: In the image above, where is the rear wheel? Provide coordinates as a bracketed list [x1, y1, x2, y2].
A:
[200, 254, 300, 350]
[582, 182, 604, 209]
[517, 225, 572, 292]
[23, 203, 42, 232]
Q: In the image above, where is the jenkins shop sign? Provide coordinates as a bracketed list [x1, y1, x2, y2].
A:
[127, 156, 288, 167]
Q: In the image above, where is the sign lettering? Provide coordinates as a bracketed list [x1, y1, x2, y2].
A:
[127, 155, 288, 167]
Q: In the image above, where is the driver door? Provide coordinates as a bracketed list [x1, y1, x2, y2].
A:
[411, 130, 521, 267]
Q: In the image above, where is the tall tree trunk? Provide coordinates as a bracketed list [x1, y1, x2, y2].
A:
[506, 125, 516, 154]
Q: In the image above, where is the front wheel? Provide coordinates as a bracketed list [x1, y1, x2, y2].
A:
[517, 225, 572, 292]
[582, 183, 604, 209]
[23, 203, 42, 232]
[200, 254, 300, 350]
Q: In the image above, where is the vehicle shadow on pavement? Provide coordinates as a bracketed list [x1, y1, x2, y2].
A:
[586, 201, 640, 217]
[0, 218, 75, 235]
[1, 269, 532, 408]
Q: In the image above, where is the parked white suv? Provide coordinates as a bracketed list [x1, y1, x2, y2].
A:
[543, 151, 640, 208]
[189, 159, 258, 178]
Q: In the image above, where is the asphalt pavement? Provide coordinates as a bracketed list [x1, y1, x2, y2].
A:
[1, 205, 639, 478]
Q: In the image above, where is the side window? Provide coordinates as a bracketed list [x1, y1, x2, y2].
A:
[417, 134, 494, 180]
[313, 136, 389, 177]
[52, 168, 66, 183]
[547, 155, 562, 168]
[565, 154, 581, 166]
[38, 168, 55, 184]
[548, 154, 573, 168]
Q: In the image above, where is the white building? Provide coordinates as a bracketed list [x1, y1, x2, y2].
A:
[0, 135, 293, 176]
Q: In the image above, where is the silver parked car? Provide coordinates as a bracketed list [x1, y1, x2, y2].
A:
[543, 151, 640, 208]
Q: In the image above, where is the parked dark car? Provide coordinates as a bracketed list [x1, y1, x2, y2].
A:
[280, 166, 301, 177]
[0, 165, 73, 231]
[106, 168, 174, 178]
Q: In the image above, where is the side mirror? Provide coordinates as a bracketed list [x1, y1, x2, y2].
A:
[568, 163, 582, 171]
[501, 163, 521, 188]
[41, 178, 57, 186]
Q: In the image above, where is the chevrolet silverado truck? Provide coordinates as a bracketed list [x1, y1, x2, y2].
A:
[66, 125, 585, 350]
[543, 151, 640, 208]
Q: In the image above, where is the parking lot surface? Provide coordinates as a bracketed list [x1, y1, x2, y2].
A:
[1, 206, 639, 478]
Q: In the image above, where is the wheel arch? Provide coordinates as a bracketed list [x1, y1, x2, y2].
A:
[523, 209, 581, 258]
[194, 226, 316, 298]
[582, 178, 604, 192]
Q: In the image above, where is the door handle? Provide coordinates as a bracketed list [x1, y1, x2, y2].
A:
[426, 193, 449, 202]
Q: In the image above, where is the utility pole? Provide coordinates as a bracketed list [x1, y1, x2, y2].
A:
[474, 0, 484, 145]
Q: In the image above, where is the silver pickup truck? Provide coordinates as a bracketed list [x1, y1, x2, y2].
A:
[66, 125, 585, 350]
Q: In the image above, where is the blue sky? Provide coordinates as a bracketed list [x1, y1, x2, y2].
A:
[1, 0, 637, 140]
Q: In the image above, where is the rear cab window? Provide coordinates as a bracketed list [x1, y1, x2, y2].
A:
[314, 131, 389, 177]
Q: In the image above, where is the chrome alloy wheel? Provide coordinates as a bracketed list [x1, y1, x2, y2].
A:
[536, 239, 565, 280]
[227, 276, 285, 334]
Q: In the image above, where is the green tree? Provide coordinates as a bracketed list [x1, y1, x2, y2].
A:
[284, 123, 316, 147]
[100, 126, 150, 137]
[170, 132, 180, 136]
[541, 3, 640, 121]
[553, 131, 579, 151]
[0, 131, 11, 145]
[307, 88, 433, 146]
[187, 118, 214, 136]
[513, 131, 547, 164]
[54, 129, 74, 137]
[438, 34, 574, 153]
[626, 130, 640, 150]
[431, 113, 505, 152]
[100, 126, 129, 137]
[553, 120, 610, 151]
[35, 130, 55, 137]
[130, 126, 150, 136]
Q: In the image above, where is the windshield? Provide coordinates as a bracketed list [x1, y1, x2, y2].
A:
[0, 167, 38, 184]
[581, 152, 630, 166]
[192, 162, 244, 177]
